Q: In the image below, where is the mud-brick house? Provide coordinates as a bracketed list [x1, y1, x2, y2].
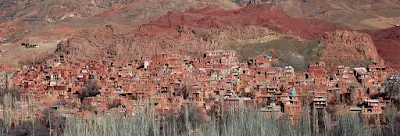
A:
[222, 97, 253, 110]
[99, 88, 114, 97]
[313, 95, 327, 108]
[49, 69, 63, 81]
[47, 84, 68, 98]
[327, 87, 346, 104]
[253, 85, 277, 105]
[364, 99, 385, 113]
[25, 70, 40, 80]
[308, 62, 326, 77]
[365, 64, 388, 85]
[361, 99, 386, 122]
[337, 65, 353, 79]
[204, 50, 235, 58]
[191, 92, 206, 108]
[247, 55, 272, 68]
[220, 55, 238, 66]
[253, 67, 268, 82]
[227, 78, 241, 95]
[313, 90, 328, 102]
[154, 102, 178, 115]
[283, 66, 295, 77]
[200, 84, 215, 99]
[82, 96, 109, 109]
[152, 93, 169, 105]
[260, 103, 283, 118]
[20, 79, 38, 91]
[281, 91, 302, 123]
[133, 85, 157, 99]
[60, 67, 77, 79]
[116, 67, 132, 79]
[24, 83, 46, 95]
[367, 65, 387, 72]
[190, 84, 205, 100]
[118, 99, 137, 116]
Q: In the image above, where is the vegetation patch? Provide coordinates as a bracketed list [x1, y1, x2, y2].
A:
[226, 39, 321, 71]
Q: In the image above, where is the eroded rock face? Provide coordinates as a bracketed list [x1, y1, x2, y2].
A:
[60, 4, 347, 62]
[61, 24, 279, 62]
[321, 30, 384, 67]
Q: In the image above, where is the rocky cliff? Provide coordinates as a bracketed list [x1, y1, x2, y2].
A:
[321, 30, 384, 67]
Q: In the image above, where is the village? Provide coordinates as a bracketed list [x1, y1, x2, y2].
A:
[0, 50, 396, 128]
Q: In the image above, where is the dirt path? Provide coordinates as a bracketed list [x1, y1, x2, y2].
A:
[361, 17, 400, 29]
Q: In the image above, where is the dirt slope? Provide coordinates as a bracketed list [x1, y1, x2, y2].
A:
[370, 27, 400, 70]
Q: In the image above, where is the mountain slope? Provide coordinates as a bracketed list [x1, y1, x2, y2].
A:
[0, 0, 239, 65]
[59, 4, 347, 62]
[239, 0, 400, 30]
[370, 27, 400, 70]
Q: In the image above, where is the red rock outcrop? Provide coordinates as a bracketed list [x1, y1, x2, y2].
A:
[61, 4, 348, 62]
[321, 30, 384, 67]
[61, 24, 279, 62]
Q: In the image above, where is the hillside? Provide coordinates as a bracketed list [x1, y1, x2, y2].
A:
[370, 26, 400, 70]
[0, 1, 399, 71]
[59, 4, 347, 63]
[238, 0, 400, 30]
[0, 0, 239, 65]
[320, 30, 384, 68]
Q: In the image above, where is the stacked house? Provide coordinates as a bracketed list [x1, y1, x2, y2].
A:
[4, 50, 395, 125]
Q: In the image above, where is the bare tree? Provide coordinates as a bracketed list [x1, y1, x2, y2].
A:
[383, 106, 400, 136]
[330, 113, 373, 136]
[384, 74, 400, 107]
[175, 84, 192, 99]
[163, 105, 205, 135]
[1, 92, 13, 134]
[78, 80, 100, 102]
